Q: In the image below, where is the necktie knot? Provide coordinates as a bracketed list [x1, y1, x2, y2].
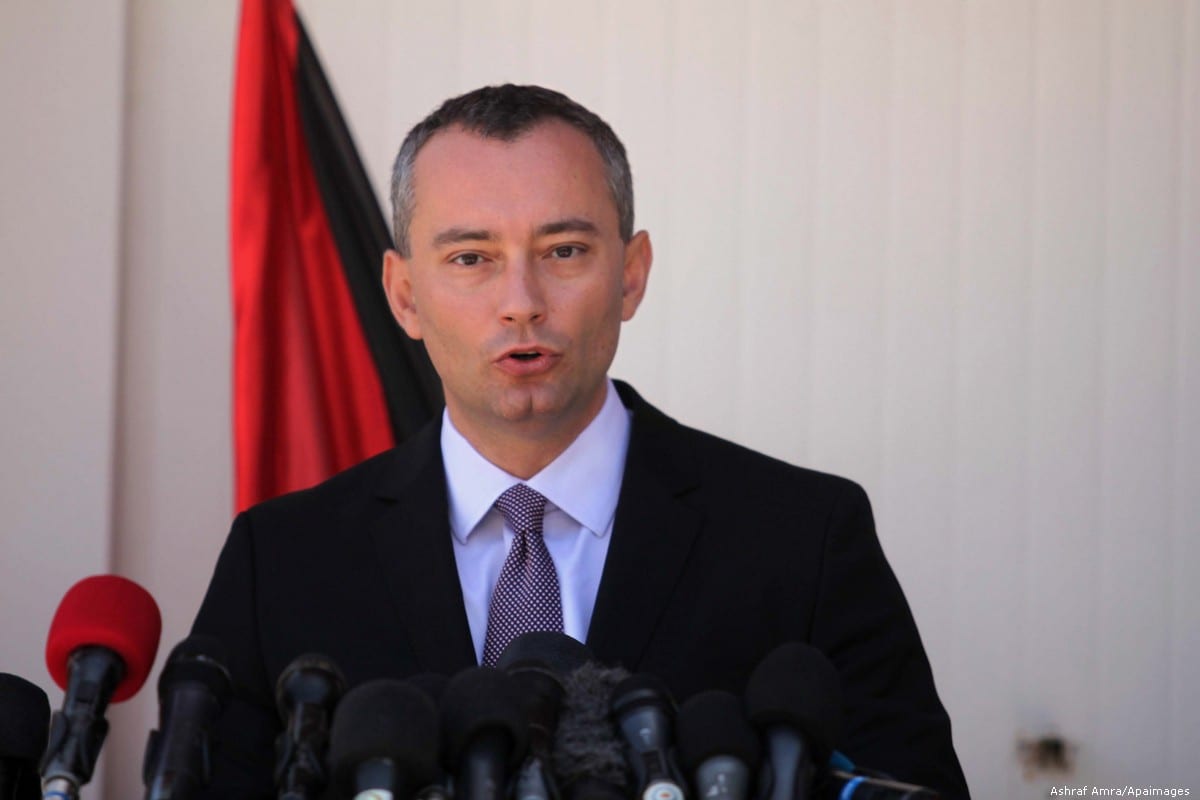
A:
[494, 484, 548, 536]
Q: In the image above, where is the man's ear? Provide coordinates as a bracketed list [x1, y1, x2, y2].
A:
[620, 230, 653, 322]
[382, 249, 423, 340]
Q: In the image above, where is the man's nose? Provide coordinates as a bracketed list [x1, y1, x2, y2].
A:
[498, 257, 546, 325]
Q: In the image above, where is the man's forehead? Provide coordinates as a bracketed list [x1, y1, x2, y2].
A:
[407, 120, 619, 240]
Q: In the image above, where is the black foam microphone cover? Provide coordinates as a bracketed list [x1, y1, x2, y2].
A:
[406, 673, 450, 704]
[440, 667, 529, 800]
[676, 690, 760, 800]
[328, 680, 440, 798]
[440, 667, 528, 767]
[508, 668, 563, 751]
[497, 634, 590, 800]
[0, 673, 50, 761]
[745, 642, 844, 800]
[274, 653, 347, 800]
[609, 673, 686, 800]
[552, 662, 630, 800]
[744, 642, 844, 761]
[676, 689, 761, 771]
[496, 632, 593, 676]
[156, 636, 231, 700]
[403, 674, 452, 799]
[0, 673, 50, 800]
[496, 632, 591, 747]
[609, 672, 677, 721]
[142, 634, 232, 800]
[275, 654, 347, 724]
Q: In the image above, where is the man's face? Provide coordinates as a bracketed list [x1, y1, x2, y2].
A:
[383, 120, 651, 443]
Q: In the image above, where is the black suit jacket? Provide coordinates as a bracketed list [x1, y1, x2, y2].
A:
[193, 382, 969, 798]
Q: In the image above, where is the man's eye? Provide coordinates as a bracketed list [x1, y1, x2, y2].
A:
[550, 245, 584, 259]
[451, 253, 483, 266]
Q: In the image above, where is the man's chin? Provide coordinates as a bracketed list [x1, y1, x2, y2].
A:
[492, 386, 564, 424]
[492, 380, 607, 433]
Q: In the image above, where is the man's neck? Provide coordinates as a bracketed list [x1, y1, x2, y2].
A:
[446, 388, 609, 479]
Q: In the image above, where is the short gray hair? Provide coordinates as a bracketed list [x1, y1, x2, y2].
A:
[389, 84, 634, 258]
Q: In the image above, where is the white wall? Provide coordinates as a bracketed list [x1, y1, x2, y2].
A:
[1, 2, 1197, 798]
[100, 3, 242, 793]
[0, 2, 128, 791]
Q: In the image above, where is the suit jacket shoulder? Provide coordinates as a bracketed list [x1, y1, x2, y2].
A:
[604, 381, 968, 797]
[238, 420, 437, 537]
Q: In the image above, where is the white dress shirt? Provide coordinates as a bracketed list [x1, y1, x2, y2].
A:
[441, 379, 632, 664]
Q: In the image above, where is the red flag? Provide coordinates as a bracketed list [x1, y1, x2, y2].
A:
[230, 0, 439, 512]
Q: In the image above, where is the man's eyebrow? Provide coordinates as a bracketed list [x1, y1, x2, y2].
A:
[431, 227, 498, 248]
[536, 217, 599, 237]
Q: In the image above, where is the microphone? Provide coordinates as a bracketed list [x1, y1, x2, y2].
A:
[550, 662, 630, 800]
[404, 674, 451, 800]
[328, 680, 440, 800]
[439, 667, 529, 800]
[608, 674, 686, 800]
[141, 635, 232, 800]
[676, 690, 761, 800]
[406, 673, 450, 704]
[40, 575, 162, 800]
[0, 673, 50, 800]
[274, 654, 346, 800]
[497, 633, 592, 800]
[744, 642, 844, 800]
[496, 632, 593, 676]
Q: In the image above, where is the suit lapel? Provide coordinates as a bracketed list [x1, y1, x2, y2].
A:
[367, 421, 478, 676]
[586, 383, 703, 670]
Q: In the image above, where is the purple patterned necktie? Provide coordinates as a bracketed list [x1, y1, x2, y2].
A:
[481, 484, 563, 667]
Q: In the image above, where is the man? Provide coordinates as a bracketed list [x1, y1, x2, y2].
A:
[193, 84, 969, 797]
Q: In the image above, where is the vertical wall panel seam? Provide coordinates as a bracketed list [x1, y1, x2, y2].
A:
[1093, 0, 1112, 754]
[1184, 0, 1200, 774]
[454, 0, 465, 90]
[738, 0, 762, 449]
[883, 0, 892, 513]
[522, 0, 533, 82]
[1176, 0, 1200, 772]
[108, 0, 135, 581]
[1165, 0, 1188, 775]
[666, 0, 678, 405]
[599, 0, 615, 156]
[1020, 0, 1040, 772]
[880, 0, 895, 509]
[1085, 0, 1106, 768]
[878, 2, 895, 507]
[733, 0, 750, 443]
[664, 0, 679, 411]
[523, 3, 533, 86]
[735, 0, 748, 444]
[803, 0, 823, 462]
[103, 3, 135, 799]
[947, 0, 965, 764]
[950, 0, 967, 690]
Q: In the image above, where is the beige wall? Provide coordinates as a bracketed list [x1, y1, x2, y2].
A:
[0, 2, 130, 790]
[1, 2, 1197, 798]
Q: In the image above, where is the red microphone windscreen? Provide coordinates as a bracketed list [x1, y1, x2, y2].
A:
[45, 575, 162, 702]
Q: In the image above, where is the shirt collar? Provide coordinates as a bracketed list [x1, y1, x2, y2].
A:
[441, 380, 632, 543]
